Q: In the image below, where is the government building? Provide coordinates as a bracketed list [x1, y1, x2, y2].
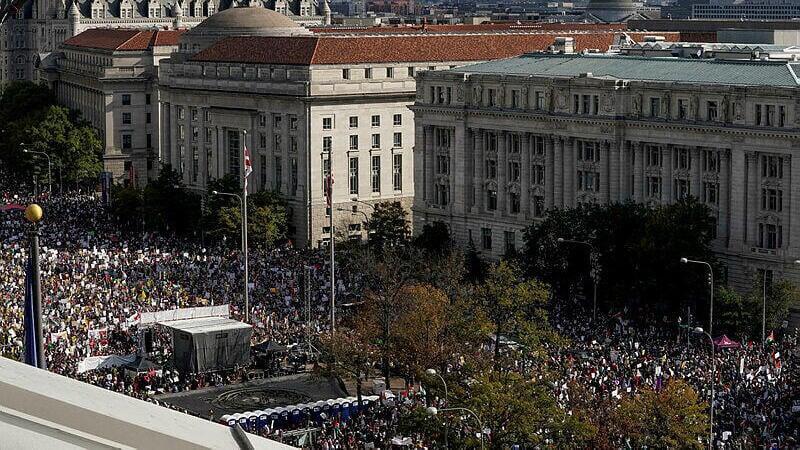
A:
[411, 48, 800, 288]
[44, 5, 678, 246]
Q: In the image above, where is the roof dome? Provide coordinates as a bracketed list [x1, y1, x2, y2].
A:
[585, 0, 638, 23]
[194, 6, 302, 32]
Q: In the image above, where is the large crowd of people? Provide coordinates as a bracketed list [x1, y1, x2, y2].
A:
[2, 186, 798, 448]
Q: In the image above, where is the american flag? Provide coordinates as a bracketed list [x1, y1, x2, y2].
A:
[243, 141, 252, 190]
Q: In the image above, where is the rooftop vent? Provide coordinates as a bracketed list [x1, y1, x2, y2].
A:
[552, 36, 574, 54]
[643, 35, 666, 42]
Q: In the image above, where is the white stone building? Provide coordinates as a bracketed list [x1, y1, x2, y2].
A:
[0, 0, 329, 85]
[412, 52, 800, 289]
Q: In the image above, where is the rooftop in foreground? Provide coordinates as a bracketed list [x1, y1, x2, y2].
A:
[0, 356, 293, 450]
[451, 53, 800, 87]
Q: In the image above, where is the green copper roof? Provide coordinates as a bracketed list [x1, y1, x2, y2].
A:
[452, 54, 800, 87]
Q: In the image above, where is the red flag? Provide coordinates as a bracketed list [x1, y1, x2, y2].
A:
[324, 173, 334, 207]
[243, 142, 252, 189]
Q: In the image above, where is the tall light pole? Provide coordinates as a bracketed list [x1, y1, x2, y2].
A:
[680, 258, 714, 338]
[762, 268, 768, 347]
[693, 326, 715, 450]
[213, 190, 248, 322]
[558, 237, 598, 321]
[426, 368, 449, 448]
[427, 406, 483, 450]
[23, 148, 52, 195]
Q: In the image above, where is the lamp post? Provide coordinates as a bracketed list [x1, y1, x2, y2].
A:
[693, 326, 715, 450]
[427, 406, 483, 450]
[23, 148, 52, 195]
[426, 368, 449, 447]
[680, 258, 714, 338]
[24, 204, 46, 370]
[762, 268, 768, 347]
[557, 237, 598, 321]
[212, 190, 249, 323]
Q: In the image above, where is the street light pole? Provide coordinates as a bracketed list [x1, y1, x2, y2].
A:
[693, 327, 715, 450]
[427, 406, 484, 450]
[680, 258, 714, 338]
[212, 190, 248, 322]
[426, 368, 449, 448]
[23, 149, 52, 195]
[325, 150, 335, 333]
[557, 237, 597, 322]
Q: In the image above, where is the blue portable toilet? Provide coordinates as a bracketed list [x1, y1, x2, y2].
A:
[238, 414, 249, 431]
[257, 410, 269, 430]
[340, 399, 351, 420]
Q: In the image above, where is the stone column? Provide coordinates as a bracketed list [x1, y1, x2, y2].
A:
[474, 129, 484, 213]
[787, 154, 799, 254]
[690, 146, 702, 199]
[728, 149, 745, 251]
[662, 145, 673, 204]
[521, 133, 531, 218]
[545, 136, 555, 209]
[746, 152, 759, 247]
[719, 150, 731, 247]
[633, 141, 643, 202]
[497, 131, 508, 217]
[452, 123, 466, 214]
[553, 136, 563, 207]
[564, 137, 575, 208]
[609, 139, 620, 202]
[602, 140, 611, 203]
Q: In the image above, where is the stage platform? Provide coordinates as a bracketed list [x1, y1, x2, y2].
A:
[155, 373, 347, 421]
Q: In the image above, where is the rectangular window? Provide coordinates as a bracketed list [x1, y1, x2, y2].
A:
[146, 112, 151, 124]
[487, 189, 497, 211]
[371, 133, 380, 149]
[646, 145, 662, 168]
[481, 228, 492, 250]
[761, 188, 783, 212]
[145, 94, 151, 105]
[289, 115, 298, 130]
[349, 135, 359, 150]
[371, 155, 380, 193]
[488, 89, 496, 107]
[289, 136, 297, 153]
[178, 125, 185, 140]
[674, 148, 690, 170]
[702, 150, 719, 173]
[322, 117, 333, 130]
[260, 154, 267, 189]
[323, 136, 332, 153]
[573, 94, 580, 114]
[533, 164, 545, 185]
[371, 115, 380, 127]
[504, 231, 516, 254]
[511, 90, 520, 108]
[273, 134, 282, 151]
[259, 133, 267, 149]
[349, 116, 358, 128]
[650, 97, 661, 117]
[122, 112, 131, 125]
[191, 108, 198, 121]
[393, 132, 402, 148]
[349, 157, 359, 195]
[122, 134, 132, 149]
[703, 181, 718, 205]
[407, 66, 415, 77]
[364, 68, 372, 79]
[647, 176, 661, 198]
[122, 94, 131, 105]
[678, 99, 688, 119]
[205, 110, 211, 122]
[533, 135, 545, 155]
[436, 155, 449, 175]
[779, 106, 786, 127]
[290, 157, 298, 196]
[259, 113, 267, 127]
[386, 67, 394, 78]
[582, 95, 591, 114]
[510, 192, 520, 214]
[322, 155, 330, 195]
[146, 134, 152, 148]
[273, 114, 282, 129]
[533, 195, 545, 218]
[274, 156, 282, 193]
[759, 223, 782, 249]
[342, 68, 350, 79]
[509, 161, 521, 182]
[228, 130, 240, 176]
[535, 91, 544, 110]
[707, 101, 718, 121]
[674, 178, 689, 199]
[393, 154, 402, 191]
[393, 114, 402, 126]
[762, 155, 784, 179]
[485, 159, 497, 179]
[435, 183, 449, 206]
[756, 104, 763, 125]
[766, 105, 775, 127]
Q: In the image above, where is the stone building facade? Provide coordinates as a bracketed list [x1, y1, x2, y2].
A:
[0, 0, 329, 85]
[412, 53, 800, 289]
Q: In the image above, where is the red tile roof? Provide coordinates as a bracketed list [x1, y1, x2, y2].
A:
[62, 29, 185, 51]
[310, 22, 628, 34]
[191, 32, 681, 65]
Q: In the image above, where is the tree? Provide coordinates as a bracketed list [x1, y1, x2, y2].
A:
[391, 284, 452, 379]
[762, 279, 798, 336]
[715, 286, 754, 338]
[413, 220, 452, 254]
[215, 190, 288, 248]
[142, 166, 201, 234]
[365, 201, 410, 252]
[478, 261, 550, 371]
[464, 372, 594, 449]
[110, 185, 144, 231]
[318, 322, 376, 406]
[608, 379, 708, 449]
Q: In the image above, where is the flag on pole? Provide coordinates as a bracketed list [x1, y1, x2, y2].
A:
[23, 257, 39, 367]
[324, 173, 334, 207]
[243, 140, 252, 190]
[766, 330, 775, 344]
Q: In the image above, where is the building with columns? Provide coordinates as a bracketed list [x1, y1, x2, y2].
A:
[155, 9, 675, 246]
[1, 0, 330, 85]
[412, 52, 800, 289]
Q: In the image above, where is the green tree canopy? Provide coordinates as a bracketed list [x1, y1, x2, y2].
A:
[365, 201, 410, 252]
